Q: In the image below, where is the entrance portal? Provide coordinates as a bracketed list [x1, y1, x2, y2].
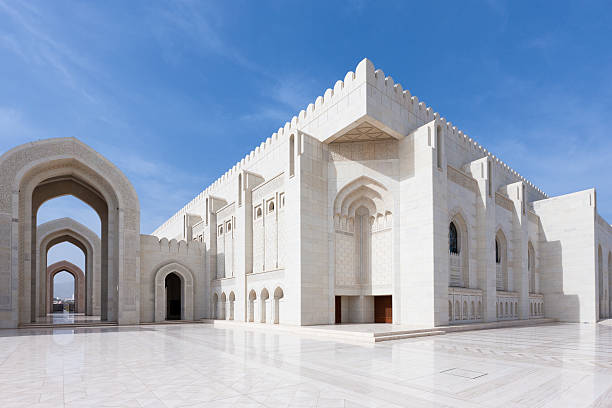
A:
[335, 296, 341, 323]
[375, 296, 392, 323]
[165, 273, 181, 320]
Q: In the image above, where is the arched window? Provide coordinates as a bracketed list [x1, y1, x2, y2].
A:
[449, 222, 459, 254]
[495, 239, 501, 264]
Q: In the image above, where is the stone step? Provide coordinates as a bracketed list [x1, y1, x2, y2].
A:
[19, 322, 118, 329]
[374, 330, 445, 342]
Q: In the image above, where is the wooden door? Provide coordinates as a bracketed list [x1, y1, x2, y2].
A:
[335, 296, 341, 324]
[375, 296, 392, 323]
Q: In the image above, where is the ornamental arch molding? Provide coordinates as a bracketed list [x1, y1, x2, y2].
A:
[36, 218, 101, 316]
[46, 260, 85, 313]
[154, 262, 194, 322]
[333, 176, 393, 288]
[0, 137, 140, 328]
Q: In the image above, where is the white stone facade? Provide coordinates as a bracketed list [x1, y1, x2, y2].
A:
[0, 58, 610, 328]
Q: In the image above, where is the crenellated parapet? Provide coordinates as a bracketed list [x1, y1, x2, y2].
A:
[154, 57, 547, 236]
[140, 234, 203, 256]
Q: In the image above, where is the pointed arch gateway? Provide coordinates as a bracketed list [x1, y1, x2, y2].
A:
[46, 261, 85, 313]
[0, 138, 140, 327]
[37, 218, 101, 317]
[154, 262, 194, 322]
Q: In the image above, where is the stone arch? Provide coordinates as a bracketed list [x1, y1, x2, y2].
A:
[46, 261, 85, 313]
[212, 292, 218, 320]
[273, 286, 284, 324]
[448, 211, 469, 288]
[528, 241, 536, 294]
[248, 289, 257, 322]
[154, 262, 194, 322]
[0, 138, 140, 327]
[37, 218, 101, 317]
[228, 291, 235, 320]
[220, 292, 227, 320]
[260, 288, 270, 323]
[495, 229, 508, 291]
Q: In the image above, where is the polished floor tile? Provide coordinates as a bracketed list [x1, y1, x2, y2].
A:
[0, 323, 611, 407]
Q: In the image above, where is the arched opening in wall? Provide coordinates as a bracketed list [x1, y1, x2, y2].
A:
[38, 217, 101, 320]
[448, 214, 469, 288]
[212, 292, 218, 320]
[248, 290, 256, 322]
[0, 140, 141, 327]
[165, 273, 181, 320]
[495, 230, 508, 291]
[220, 292, 227, 320]
[289, 134, 295, 177]
[47, 243, 84, 315]
[228, 292, 235, 321]
[52, 271, 75, 312]
[37, 196, 102, 323]
[599, 245, 604, 319]
[528, 242, 536, 294]
[260, 288, 269, 323]
[273, 287, 284, 324]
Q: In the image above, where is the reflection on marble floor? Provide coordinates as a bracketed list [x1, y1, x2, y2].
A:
[33, 312, 102, 325]
[1, 323, 612, 407]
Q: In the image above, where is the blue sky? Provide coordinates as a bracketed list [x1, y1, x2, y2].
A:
[1, 1, 611, 295]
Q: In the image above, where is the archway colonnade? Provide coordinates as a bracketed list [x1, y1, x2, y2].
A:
[46, 260, 85, 313]
[0, 138, 140, 327]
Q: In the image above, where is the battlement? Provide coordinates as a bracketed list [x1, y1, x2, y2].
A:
[154, 58, 547, 235]
[140, 234, 202, 256]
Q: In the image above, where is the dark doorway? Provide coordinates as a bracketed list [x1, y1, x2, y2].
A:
[335, 296, 341, 324]
[165, 273, 181, 320]
[375, 296, 392, 323]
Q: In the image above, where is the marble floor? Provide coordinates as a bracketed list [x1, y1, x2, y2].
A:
[1, 322, 611, 407]
[33, 312, 102, 325]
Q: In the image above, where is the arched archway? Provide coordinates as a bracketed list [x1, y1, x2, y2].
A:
[46, 261, 85, 313]
[448, 212, 469, 288]
[228, 291, 235, 320]
[0, 138, 140, 327]
[528, 241, 536, 294]
[495, 229, 508, 291]
[273, 287, 284, 324]
[37, 218, 101, 317]
[260, 288, 270, 323]
[154, 262, 194, 322]
[248, 290, 256, 322]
